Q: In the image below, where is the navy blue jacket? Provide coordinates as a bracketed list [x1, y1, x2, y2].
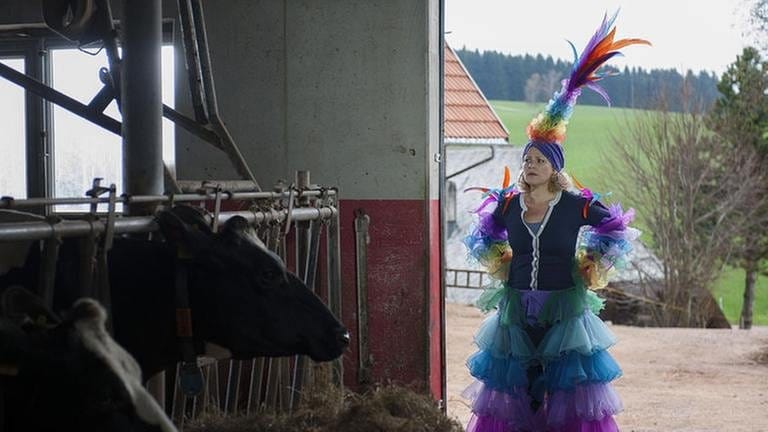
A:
[493, 190, 609, 291]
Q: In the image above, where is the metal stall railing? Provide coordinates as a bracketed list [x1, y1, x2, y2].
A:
[444, 268, 486, 290]
[0, 175, 343, 429]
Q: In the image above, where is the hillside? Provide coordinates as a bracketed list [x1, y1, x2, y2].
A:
[489, 100, 767, 325]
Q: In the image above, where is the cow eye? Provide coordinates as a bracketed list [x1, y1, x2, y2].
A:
[264, 269, 280, 280]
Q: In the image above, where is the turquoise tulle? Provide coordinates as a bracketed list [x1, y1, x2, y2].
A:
[467, 349, 529, 391]
[538, 311, 617, 360]
[465, 286, 623, 431]
[544, 349, 622, 391]
[473, 312, 536, 359]
[536, 285, 605, 326]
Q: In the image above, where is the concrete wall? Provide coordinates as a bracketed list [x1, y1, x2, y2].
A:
[176, 0, 443, 397]
[0, 0, 444, 399]
[176, 0, 438, 200]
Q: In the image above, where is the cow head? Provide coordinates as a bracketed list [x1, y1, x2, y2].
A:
[156, 206, 349, 362]
[0, 287, 176, 432]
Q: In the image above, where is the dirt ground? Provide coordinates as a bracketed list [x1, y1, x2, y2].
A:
[446, 303, 768, 432]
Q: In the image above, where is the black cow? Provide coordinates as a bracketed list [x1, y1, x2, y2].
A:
[0, 287, 177, 432]
[0, 206, 349, 378]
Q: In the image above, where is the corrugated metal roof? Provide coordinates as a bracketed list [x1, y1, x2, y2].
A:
[444, 44, 509, 143]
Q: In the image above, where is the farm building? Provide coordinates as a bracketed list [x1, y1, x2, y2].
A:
[0, 0, 446, 427]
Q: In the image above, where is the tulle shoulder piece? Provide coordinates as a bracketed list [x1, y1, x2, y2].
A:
[463, 167, 516, 282]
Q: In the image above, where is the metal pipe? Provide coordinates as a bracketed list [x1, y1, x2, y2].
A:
[122, 0, 164, 215]
[177, 0, 209, 124]
[296, 171, 311, 282]
[354, 209, 371, 385]
[177, 180, 261, 193]
[188, 0, 260, 189]
[96, 0, 121, 112]
[0, 60, 122, 135]
[327, 199, 343, 388]
[438, 0, 448, 410]
[0, 50, 225, 156]
[0, 207, 336, 242]
[0, 189, 336, 209]
[25, 39, 50, 207]
[445, 143, 495, 180]
[162, 104, 220, 145]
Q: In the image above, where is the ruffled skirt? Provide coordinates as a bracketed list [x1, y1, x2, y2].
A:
[464, 286, 622, 432]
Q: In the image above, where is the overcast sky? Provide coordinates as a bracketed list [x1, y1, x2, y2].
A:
[445, 0, 755, 75]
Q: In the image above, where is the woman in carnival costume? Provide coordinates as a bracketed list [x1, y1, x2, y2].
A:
[462, 11, 649, 432]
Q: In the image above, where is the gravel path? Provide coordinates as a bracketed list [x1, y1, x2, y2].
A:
[446, 303, 768, 432]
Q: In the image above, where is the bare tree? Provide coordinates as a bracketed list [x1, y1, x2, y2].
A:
[524, 70, 561, 104]
[609, 92, 767, 327]
[524, 73, 544, 104]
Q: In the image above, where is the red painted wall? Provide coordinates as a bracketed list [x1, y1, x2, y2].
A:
[221, 198, 443, 399]
[339, 199, 429, 390]
[428, 199, 442, 400]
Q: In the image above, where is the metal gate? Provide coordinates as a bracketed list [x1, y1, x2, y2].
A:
[0, 175, 343, 428]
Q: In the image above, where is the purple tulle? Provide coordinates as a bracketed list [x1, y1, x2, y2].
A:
[593, 204, 634, 235]
[550, 415, 619, 432]
[547, 382, 623, 426]
[466, 414, 523, 432]
[463, 380, 622, 432]
[520, 290, 553, 326]
[463, 381, 534, 427]
[478, 211, 509, 242]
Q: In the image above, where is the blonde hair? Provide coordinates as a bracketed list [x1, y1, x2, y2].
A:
[517, 170, 572, 193]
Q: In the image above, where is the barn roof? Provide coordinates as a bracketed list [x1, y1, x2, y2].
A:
[444, 44, 509, 145]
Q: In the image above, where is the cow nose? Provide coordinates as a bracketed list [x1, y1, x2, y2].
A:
[338, 328, 350, 347]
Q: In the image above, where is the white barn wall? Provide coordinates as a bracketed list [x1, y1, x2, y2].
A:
[175, 0, 436, 200]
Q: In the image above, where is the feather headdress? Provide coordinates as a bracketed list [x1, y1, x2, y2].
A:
[524, 10, 650, 170]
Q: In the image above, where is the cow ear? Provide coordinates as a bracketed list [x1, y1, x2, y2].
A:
[170, 205, 213, 234]
[156, 208, 211, 257]
[1, 286, 60, 329]
[220, 216, 249, 238]
[68, 298, 108, 329]
[220, 216, 266, 247]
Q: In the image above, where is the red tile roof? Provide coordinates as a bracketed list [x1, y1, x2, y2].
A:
[444, 44, 509, 143]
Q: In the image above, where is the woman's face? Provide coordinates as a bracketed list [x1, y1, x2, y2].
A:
[522, 147, 554, 188]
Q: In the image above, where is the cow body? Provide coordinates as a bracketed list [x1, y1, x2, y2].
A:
[0, 289, 177, 432]
[1, 207, 349, 379]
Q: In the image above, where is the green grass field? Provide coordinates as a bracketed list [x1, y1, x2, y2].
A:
[490, 100, 767, 325]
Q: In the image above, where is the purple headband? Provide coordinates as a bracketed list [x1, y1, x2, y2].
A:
[522, 141, 565, 172]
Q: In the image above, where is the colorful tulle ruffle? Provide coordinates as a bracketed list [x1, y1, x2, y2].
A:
[575, 203, 641, 290]
[464, 286, 623, 432]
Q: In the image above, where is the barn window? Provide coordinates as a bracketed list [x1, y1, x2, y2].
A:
[0, 57, 26, 198]
[50, 46, 176, 212]
[0, 38, 176, 212]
